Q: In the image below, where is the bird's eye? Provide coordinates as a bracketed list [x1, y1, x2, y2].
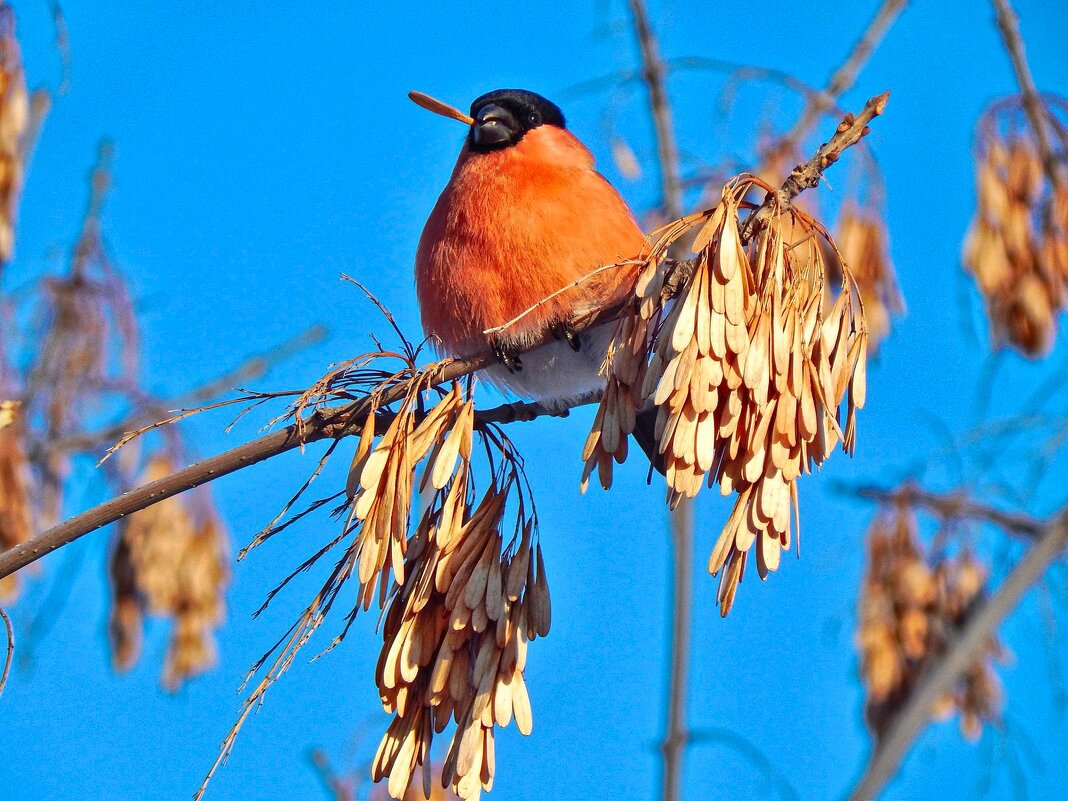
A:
[528, 111, 541, 126]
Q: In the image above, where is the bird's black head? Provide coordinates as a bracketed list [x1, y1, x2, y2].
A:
[467, 89, 566, 152]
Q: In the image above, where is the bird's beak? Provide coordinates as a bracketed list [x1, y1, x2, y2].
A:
[407, 91, 474, 125]
[472, 103, 515, 147]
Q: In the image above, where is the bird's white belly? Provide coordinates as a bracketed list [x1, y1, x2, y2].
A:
[482, 323, 616, 411]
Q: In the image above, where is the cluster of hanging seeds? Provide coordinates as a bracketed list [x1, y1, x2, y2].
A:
[336, 381, 546, 800]
[963, 97, 1068, 357]
[828, 201, 902, 352]
[109, 454, 229, 690]
[858, 503, 1003, 741]
[585, 178, 867, 614]
[0, 3, 33, 268]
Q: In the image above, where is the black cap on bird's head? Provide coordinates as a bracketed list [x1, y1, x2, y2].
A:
[467, 89, 566, 152]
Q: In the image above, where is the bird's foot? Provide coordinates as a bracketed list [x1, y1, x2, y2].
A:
[551, 322, 582, 352]
[491, 338, 523, 373]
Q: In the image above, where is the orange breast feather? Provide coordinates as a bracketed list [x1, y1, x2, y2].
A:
[416, 126, 646, 356]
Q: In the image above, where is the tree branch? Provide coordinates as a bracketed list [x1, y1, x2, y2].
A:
[845, 510, 1068, 801]
[846, 481, 1045, 541]
[741, 91, 889, 252]
[0, 371, 584, 581]
[0, 93, 889, 584]
[992, 0, 1062, 188]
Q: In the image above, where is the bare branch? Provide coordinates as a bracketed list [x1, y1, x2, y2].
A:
[992, 0, 1063, 187]
[846, 511, 1068, 801]
[847, 482, 1045, 541]
[739, 91, 889, 243]
[662, 501, 692, 801]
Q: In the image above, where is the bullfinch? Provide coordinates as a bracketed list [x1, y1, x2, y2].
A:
[414, 88, 659, 463]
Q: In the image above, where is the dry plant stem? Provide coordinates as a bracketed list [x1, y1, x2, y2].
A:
[992, 0, 1062, 186]
[773, 0, 905, 156]
[0, 94, 888, 584]
[846, 511, 1068, 801]
[626, 5, 691, 798]
[0, 607, 12, 697]
[851, 483, 1044, 541]
[739, 91, 889, 244]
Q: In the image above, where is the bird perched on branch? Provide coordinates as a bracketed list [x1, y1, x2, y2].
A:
[412, 88, 661, 464]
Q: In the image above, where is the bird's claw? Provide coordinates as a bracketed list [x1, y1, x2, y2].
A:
[552, 323, 582, 352]
[492, 339, 523, 373]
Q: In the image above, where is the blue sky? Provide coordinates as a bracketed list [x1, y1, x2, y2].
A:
[2, 2, 1068, 800]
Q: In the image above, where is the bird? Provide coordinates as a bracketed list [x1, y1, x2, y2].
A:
[413, 87, 661, 466]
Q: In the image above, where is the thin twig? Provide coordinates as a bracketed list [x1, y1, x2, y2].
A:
[845, 511, 1068, 801]
[482, 261, 641, 336]
[0, 94, 888, 584]
[739, 91, 890, 244]
[846, 482, 1045, 541]
[0, 607, 13, 697]
[992, 0, 1062, 188]
[770, 0, 906, 159]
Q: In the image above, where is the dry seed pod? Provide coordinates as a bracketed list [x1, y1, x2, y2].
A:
[827, 204, 903, 351]
[345, 380, 543, 799]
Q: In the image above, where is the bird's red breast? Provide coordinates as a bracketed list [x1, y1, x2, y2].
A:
[416, 124, 646, 356]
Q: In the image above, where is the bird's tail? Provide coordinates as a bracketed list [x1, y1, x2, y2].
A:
[631, 406, 666, 476]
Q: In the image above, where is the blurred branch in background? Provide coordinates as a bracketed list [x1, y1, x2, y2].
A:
[847, 482, 1044, 542]
[42, 323, 327, 458]
[992, 0, 1063, 188]
[309, 749, 356, 801]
